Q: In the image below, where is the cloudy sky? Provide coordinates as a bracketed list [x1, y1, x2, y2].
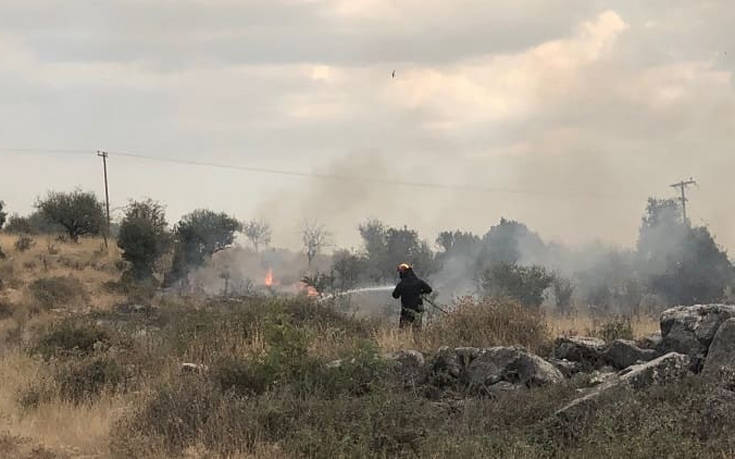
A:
[1, 1, 734, 251]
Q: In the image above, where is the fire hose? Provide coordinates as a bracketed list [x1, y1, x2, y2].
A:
[422, 295, 450, 315]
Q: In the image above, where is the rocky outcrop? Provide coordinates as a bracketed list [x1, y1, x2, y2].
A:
[553, 336, 606, 368]
[703, 318, 735, 377]
[466, 346, 564, 389]
[603, 339, 659, 370]
[659, 304, 735, 369]
[556, 352, 691, 419]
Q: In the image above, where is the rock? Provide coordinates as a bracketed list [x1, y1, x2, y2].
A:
[638, 333, 662, 350]
[383, 350, 425, 368]
[703, 318, 735, 377]
[604, 339, 659, 370]
[431, 346, 463, 379]
[466, 346, 563, 389]
[556, 352, 690, 419]
[548, 358, 584, 378]
[659, 304, 735, 368]
[618, 352, 691, 389]
[553, 336, 606, 367]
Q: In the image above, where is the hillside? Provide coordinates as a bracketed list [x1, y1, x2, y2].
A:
[7, 235, 735, 458]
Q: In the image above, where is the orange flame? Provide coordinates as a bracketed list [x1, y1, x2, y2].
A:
[306, 286, 318, 297]
[264, 268, 273, 287]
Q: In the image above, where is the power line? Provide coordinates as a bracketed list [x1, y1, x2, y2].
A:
[1, 146, 638, 201]
[107, 149, 632, 201]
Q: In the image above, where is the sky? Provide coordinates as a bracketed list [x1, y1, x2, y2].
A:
[1, 1, 734, 252]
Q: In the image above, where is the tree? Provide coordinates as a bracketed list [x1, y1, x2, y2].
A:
[302, 221, 331, 266]
[331, 249, 366, 291]
[117, 199, 171, 281]
[35, 190, 105, 241]
[242, 219, 272, 252]
[480, 218, 548, 268]
[637, 197, 734, 305]
[0, 201, 6, 230]
[480, 262, 553, 309]
[385, 226, 435, 275]
[166, 210, 241, 285]
[551, 274, 575, 315]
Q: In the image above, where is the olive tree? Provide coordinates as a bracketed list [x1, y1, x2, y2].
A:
[166, 209, 241, 285]
[35, 190, 105, 241]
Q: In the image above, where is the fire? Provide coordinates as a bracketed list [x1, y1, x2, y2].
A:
[306, 286, 318, 297]
[264, 268, 273, 287]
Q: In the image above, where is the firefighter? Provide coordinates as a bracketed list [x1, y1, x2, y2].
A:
[392, 263, 433, 329]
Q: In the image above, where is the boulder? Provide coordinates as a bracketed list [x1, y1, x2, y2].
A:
[659, 304, 735, 366]
[466, 346, 563, 389]
[604, 339, 659, 370]
[553, 336, 606, 367]
[638, 333, 662, 350]
[431, 346, 463, 379]
[618, 352, 691, 389]
[548, 358, 584, 378]
[703, 318, 735, 377]
[556, 352, 690, 419]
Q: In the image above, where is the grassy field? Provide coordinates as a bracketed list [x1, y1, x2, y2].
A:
[2, 234, 718, 458]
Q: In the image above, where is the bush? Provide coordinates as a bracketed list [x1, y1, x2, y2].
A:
[56, 357, 125, 403]
[28, 276, 86, 310]
[116, 199, 170, 281]
[34, 322, 109, 359]
[14, 234, 35, 252]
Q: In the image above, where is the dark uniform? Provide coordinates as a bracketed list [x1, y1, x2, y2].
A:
[392, 266, 432, 329]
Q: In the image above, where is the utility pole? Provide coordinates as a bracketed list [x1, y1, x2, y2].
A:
[97, 150, 111, 248]
[670, 178, 696, 226]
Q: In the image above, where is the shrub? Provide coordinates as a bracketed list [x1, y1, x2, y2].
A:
[34, 322, 109, 359]
[28, 276, 86, 310]
[116, 199, 170, 281]
[14, 234, 35, 252]
[56, 357, 125, 403]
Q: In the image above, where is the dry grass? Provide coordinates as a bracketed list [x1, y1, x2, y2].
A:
[548, 314, 659, 339]
[0, 350, 129, 457]
[0, 234, 124, 311]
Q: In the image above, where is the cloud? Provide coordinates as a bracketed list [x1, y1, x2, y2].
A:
[1, 2, 734, 253]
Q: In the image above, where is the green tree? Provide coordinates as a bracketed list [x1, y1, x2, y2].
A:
[637, 198, 734, 305]
[117, 199, 171, 281]
[480, 262, 553, 309]
[166, 210, 241, 285]
[35, 190, 105, 241]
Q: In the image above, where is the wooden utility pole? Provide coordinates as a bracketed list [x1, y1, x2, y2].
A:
[670, 178, 696, 226]
[97, 150, 111, 248]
